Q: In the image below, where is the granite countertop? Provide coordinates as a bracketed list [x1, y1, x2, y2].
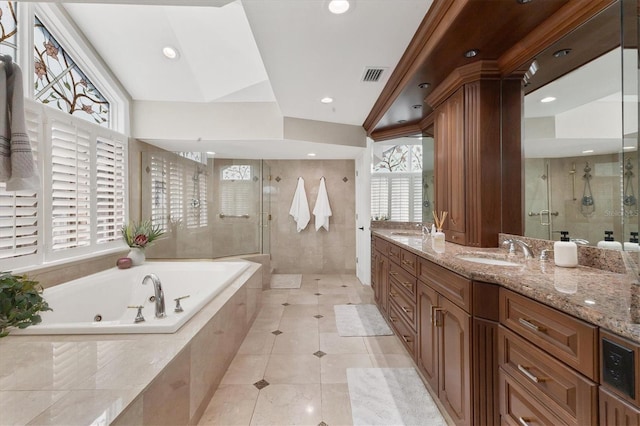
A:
[373, 229, 640, 344]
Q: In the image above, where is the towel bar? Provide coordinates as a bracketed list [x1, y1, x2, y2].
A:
[219, 213, 250, 219]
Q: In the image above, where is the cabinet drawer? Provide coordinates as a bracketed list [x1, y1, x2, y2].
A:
[388, 303, 416, 358]
[500, 369, 566, 426]
[389, 281, 416, 330]
[500, 289, 597, 380]
[418, 257, 472, 313]
[499, 326, 597, 426]
[400, 249, 417, 275]
[373, 236, 389, 255]
[388, 243, 402, 265]
[389, 261, 416, 298]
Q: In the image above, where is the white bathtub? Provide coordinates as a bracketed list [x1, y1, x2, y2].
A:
[11, 261, 251, 335]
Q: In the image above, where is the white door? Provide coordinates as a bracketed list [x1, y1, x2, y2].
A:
[355, 139, 372, 285]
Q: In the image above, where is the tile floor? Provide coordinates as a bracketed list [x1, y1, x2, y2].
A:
[197, 274, 421, 426]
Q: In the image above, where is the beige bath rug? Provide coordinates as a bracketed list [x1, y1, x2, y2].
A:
[334, 304, 392, 336]
[270, 274, 302, 289]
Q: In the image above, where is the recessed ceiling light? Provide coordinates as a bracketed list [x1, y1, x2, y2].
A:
[321, 97, 334, 104]
[540, 96, 556, 103]
[162, 46, 179, 60]
[397, 120, 407, 124]
[517, 0, 532, 4]
[412, 104, 422, 110]
[553, 48, 572, 58]
[584, 299, 596, 305]
[624, 146, 636, 150]
[582, 149, 594, 154]
[307, 153, 317, 157]
[328, 0, 350, 14]
[207, 151, 216, 155]
[418, 82, 430, 89]
[464, 49, 479, 58]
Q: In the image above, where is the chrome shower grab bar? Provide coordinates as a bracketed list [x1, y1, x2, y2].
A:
[527, 211, 559, 216]
[219, 213, 250, 219]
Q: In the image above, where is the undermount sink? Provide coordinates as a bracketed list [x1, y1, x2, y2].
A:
[456, 253, 521, 267]
[391, 231, 422, 237]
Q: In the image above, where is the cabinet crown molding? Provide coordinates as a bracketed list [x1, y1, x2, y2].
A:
[425, 60, 500, 109]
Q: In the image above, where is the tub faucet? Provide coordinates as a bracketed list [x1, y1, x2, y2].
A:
[503, 239, 534, 259]
[142, 273, 166, 318]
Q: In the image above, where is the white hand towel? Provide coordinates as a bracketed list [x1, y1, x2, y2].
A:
[289, 177, 310, 232]
[313, 177, 332, 231]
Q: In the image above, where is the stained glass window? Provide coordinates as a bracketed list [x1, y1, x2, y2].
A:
[222, 165, 252, 181]
[33, 16, 110, 126]
[0, 2, 17, 59]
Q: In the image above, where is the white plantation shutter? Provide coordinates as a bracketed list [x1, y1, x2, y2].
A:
[197, 169, 207, 227]
[220, 181, 251, 217]
[49, 118, 92, 251]
[95, 135, 126, 244]
[149, 154, 168, 233]
[390, 176, 410, 221]
[0, 103, 42, 264]
[371, 176, 388, 220]
[412, 175, 423, 221]
[169, 160, 183, 228]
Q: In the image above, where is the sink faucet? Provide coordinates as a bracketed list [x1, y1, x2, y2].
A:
[503, 239, 534, 259]
[142, 273, 166, 318]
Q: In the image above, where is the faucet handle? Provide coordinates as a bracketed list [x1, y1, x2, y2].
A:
[128, 305, 145, 323]
[502, 239, 516, 254]
[539, 249, 554, 261]
[174, 295, 190, 313]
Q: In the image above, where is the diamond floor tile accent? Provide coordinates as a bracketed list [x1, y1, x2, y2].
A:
[314, 293, 322, 296]
[313, 350, 327, 358]
[318, 422, 328, 426]
[314, 314, 324, 319]
[282, 302, 290, 306]
[271, 330, 283, 335]
[341, 285, 348, 288]
[253, 379, 270, 390]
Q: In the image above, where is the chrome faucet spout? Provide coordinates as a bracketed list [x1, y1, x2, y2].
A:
[142, 273, 166, 318]
[503, 238, 534, 259]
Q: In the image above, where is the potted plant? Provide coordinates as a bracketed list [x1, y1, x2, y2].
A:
[0, 272, 51, 337]
[121, 219, 164, 265]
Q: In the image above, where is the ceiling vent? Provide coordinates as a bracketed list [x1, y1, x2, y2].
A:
[361, 67, 387, 82]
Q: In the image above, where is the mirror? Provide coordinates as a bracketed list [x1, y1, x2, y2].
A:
[521, 0, 639, 249]
[370, 134, 434, 223]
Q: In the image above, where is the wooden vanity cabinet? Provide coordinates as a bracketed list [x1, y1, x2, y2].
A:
[498, 288, 598, 426]
[371, 236, 389, 317]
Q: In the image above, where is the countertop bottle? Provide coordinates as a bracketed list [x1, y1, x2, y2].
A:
[554, 231, 578, 268]
[597, 231, 623, 250]
[624, 232, 640, 252]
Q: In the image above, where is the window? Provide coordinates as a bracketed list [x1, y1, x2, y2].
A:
[371, 144, 423, 221]
[0, 2, 17, 59]
[33, 16, 110, 126]
[220, 165, 252, 218]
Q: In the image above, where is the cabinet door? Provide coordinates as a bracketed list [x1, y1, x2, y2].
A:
[372, 250, 380, 304]
[446, 88, 466, 237]
[417, 282, 439, 392]
[600, 387, 640, 426]
[438, 295, 472, 426]
[380, 254, 389, 315]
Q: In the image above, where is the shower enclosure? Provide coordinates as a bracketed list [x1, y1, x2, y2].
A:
[139, 151, 271, 260]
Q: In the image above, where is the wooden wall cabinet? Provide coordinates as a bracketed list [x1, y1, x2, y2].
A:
[433, 77, 520, 247]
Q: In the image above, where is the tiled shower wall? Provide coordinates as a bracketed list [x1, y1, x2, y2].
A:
[525, 152, 638, 245]
[266, 159, 356, 274]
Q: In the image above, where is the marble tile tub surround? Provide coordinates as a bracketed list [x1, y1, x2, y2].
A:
[373, 229, 640, 344]
[267, 160, 356, 274]
[0, 262, 262, 426]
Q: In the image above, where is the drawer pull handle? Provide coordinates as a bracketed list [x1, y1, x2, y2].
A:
[390, 271, 399, 276]
[402, 335, 413, 344]
[390, 291, 398, 297]
[389, 316, 397, 323]
[517, 364, 543, 383]
[518, 318, 546, 333]
[518, 417, 530, 426]
[402, 282, 412, 288]
[401, 306, 412, 314]
[433, 307, 445, 327]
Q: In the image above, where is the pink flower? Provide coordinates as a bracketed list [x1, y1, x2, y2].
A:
[79, 78, 88, 87]
[34, 61, 46, 80]
[44, 41, 58, 60]
[81, 104, 93, 114]
[133, 234, 148, 247]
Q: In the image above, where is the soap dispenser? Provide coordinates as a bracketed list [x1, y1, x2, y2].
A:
[554, 231, 578, 268]
[624, 232, 640, 252]
[597, 231, 623, 250]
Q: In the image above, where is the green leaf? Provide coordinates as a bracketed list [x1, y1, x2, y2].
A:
[42, 99, 49, 104]
[63, 81, 70, 90]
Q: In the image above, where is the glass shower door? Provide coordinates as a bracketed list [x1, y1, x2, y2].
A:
[260, 161, 271, 255]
